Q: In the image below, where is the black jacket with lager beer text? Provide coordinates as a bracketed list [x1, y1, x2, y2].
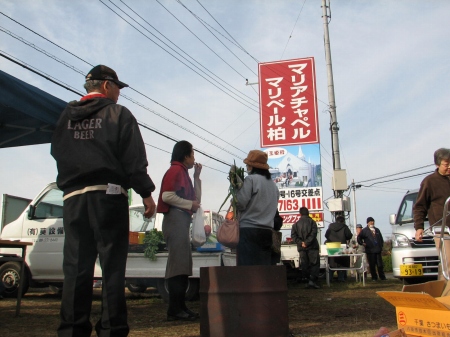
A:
[51, 96, 155, 198]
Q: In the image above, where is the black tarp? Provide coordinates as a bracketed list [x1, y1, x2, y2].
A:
[0, 69, 66, 148]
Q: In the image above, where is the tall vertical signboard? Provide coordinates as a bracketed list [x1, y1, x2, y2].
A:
[259, 57, 320, 148]
[259, 58, 323, 229]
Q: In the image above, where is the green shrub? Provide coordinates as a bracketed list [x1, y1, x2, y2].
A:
[382, 255, 392, 272]
[143, 229, 164, 261]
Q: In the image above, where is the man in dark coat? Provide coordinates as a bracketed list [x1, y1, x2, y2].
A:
[325, 216, 353, 282]
[291, 207, 320, 289]
[357, 217, 386, 281]
[52, 65, 156, 336]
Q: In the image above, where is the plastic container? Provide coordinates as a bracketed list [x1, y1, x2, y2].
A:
[137, 232, 146, 244]
[326, 242, 343, 255]
[129, 231, 139, 244]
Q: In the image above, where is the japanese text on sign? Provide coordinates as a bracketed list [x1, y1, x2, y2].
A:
[278, 187, 322, 213]
[259, 57, 319, 147]
[280, 212, 324, 229]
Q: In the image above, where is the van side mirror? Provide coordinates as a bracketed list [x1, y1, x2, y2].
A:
[389, 213, 396, 225]
[28, 204, 36, 220]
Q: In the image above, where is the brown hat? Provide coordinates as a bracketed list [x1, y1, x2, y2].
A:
[243, 150, 269, 170]
[85, 65, 129, 89]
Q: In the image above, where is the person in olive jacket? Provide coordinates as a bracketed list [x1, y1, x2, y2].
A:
[357, 217, 386, 281]
[291, 207, 320, 289]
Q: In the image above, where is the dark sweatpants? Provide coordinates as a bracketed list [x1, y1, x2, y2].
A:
[237, 228, 272, 266]
[299, 249, 320, 281]
[58, 192, 129, 337]
[366, 252, 386, 280]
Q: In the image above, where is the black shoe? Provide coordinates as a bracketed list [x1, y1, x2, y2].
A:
[372, 279, 378, 282]
[167, 311, 197, 321]
[380, 278, 387, 281]
[306, 281, 320, 289]
[184, 308, 199, 318]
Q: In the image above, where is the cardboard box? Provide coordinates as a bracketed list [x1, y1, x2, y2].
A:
[378, 279, 450, 337]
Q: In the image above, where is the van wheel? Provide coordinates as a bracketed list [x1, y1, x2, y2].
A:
[156, 278, 199, 302]
[0, 262, 29, 298]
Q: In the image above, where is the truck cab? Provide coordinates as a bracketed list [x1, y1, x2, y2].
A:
[390, 189, 440, 282]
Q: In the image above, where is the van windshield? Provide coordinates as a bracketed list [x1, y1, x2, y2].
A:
[396, 192, 418, 224]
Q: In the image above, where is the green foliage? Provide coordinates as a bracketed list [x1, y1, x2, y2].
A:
[143, 229, 164, 261]
[218, 161, 245, 217]
[382, 255, 392, 272]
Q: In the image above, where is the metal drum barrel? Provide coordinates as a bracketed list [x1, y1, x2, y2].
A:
[199, 265, 289, 337]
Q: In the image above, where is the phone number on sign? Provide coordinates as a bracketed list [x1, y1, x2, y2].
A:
[278, 199, 299, 212]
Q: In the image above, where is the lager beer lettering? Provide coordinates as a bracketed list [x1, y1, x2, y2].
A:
[68, 118, 102, 130]
[68, 118, 102, 139]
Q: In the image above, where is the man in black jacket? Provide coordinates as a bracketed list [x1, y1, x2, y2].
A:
[325, 216, 353, 282]
[51, 65, 156, 337]
[291, 207, 320, 289]
[357, 217, 386, 281]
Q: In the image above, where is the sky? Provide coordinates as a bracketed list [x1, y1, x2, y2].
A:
[1, 0, 449, 241]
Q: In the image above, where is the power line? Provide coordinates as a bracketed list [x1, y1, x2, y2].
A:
[356, 164, 434, 184]
[0, 51, 84, 96]
[119, 0, 258, 105]
[362, 171, 433, 187]
[121, 92, 245, 159]
[176, 0, 257, 76]
[280, 0, 308, 60]
[98, 0, 259, 112]
[144, 142, 228, 174]
[0, 53, 234, 168]
[153, 0, 255, 86]
[0, 22, 247, 158]
[195, 0, 259, 63]
[0, 12, 93, 67]
[0, 26, 86, 76]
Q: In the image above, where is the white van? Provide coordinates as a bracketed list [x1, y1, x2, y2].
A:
[390, 189, 444, 283]
[0, 183, 223, 299]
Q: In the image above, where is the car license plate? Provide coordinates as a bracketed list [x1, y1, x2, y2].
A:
[400, 264, 423, 277]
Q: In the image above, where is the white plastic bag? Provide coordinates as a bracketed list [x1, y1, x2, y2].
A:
[191, 206, 207, 247]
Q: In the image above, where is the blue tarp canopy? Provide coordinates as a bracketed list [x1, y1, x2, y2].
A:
[0, 69, 66, 148]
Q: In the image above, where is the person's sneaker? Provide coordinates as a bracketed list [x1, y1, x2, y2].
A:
[184, 308, 200, 318]
[167, 311, 197, 321]
[372, 279, 378, 282]
[380, 278, 387, 281]
[306, 280, 320, 289]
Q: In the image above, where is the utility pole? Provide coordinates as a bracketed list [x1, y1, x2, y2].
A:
[322, 0, 340, 174]
[321, 0, 347, 218]
[351, 180, 362, 233]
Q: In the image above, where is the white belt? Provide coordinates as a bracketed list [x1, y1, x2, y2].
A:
[63, 185, 128, 200]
